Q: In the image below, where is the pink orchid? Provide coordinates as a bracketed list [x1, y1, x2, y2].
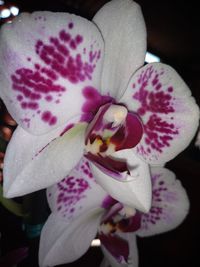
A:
[39, 158, 189, 267]
[0, 0, 199, 212]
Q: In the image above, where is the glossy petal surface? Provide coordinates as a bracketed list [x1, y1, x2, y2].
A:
[0, 12, 104, 134]
[93, 0, 146, 99]
[4, 124, 86, 197]
[120, 63, 200, 164]
[90, 149, 152, 212]
[138, 167, 189, 237]
[39, 211, 102, 267]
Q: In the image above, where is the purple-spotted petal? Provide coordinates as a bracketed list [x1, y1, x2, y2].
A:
[47, 157, 107, 219]
[93, 0, 146, 99]
[138, 167, 189, 237]
[4, 123, 86, 197]
[120, 63, 200, 164]
[0, 12, 104, 134]
[39, 211, 102, 267]
[90, 149, 152, 212]
[40, 158, 107, 266]
[100, 233, 138, 267]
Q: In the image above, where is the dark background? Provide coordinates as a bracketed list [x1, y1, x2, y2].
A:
[0, 0, 200, 266]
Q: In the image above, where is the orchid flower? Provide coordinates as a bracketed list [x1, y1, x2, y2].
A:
[0, 0, 199, 211]
[39, 157, 189, 267]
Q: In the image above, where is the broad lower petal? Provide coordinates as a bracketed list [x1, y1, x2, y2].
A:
[100, 233, 138, 267]
[120, 63, 200, 164]
[138, 167, 189, 237]
[93, 0, 146, 99]
[47, 157, 107, 219]
[39, 211, 102, 267]
[90, 149, 152, 213]
[0, 12, 104, 134]
[4, 123, 86, 197]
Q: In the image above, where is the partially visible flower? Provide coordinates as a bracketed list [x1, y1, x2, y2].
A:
[39, 158, 189, 267]
[0, 0, 199, 211]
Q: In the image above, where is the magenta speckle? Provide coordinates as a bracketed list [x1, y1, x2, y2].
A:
[17, 95, 23, 101]
[41, 111, 57, 125]
[68, 22, 74, 29]
[59, 30, 71, 42]
[168, 86, 173, 92]
[42, 111, 51, 122]
[75, 35, 83, 44]
[45, 95, 53, 102]
[49, 116, 57, 125]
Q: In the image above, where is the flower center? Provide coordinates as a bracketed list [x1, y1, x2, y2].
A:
[85, 103, 143, 157]
[100, 199, 141, 235]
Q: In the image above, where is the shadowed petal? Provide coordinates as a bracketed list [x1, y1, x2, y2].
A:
[138, 167, 189, 237]
[0, 11, 104, 134]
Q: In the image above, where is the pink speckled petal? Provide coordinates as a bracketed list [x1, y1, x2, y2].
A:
[138, 167, 189, 237]
[47, 157, 107, 219]
[93, 0, 146, 99]
[4, 123, 87, 197]
[39, 210, 102, 267]
[90, 149, 152, 213]
[100, 234, 138, 267]
[0, 12, 104, 134]
[120, 63, 200, 164]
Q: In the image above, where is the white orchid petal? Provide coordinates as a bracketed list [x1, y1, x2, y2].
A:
[93, 0, 146, 99]
[47, 157, 107, 219]
[39, 211, 102, 267]
[0, 11, 104, 134]
[120, 63, 200, 164]
[90, 149, 152, 213]
[4, 123, 86, 197]
[138, 167, 189, 237]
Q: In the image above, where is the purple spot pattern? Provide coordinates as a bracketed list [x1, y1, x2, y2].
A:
[11, 21, 101, 127]
[132, 65, 179, 154]
[141, 173, 176, 229]
[48, 158, 94, 218]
